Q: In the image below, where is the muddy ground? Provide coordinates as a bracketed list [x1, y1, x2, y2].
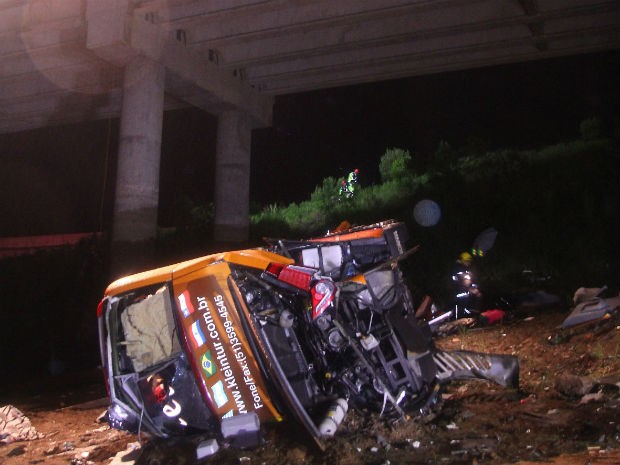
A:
[2, 307, 619, 465]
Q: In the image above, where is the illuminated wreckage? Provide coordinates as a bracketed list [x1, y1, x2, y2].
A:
[97, 220, 518, 453]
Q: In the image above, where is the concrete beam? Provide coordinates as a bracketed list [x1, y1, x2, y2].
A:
[172, 0, 617, 96]
[202, 4, 536, 68]
[154, 32, 273, 126]
[517, 0, 548, 51]
[165, 0, 471, 42]
[85, 0, 272, 126]
[239, 6, 619, 93]
[252, 24, 619, 94]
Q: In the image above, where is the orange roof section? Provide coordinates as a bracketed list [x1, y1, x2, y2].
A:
[105, 248, 294, 297]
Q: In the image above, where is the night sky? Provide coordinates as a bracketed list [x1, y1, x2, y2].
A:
[0, 50, 618, 236]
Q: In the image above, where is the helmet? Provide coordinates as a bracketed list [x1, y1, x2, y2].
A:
[459, 252, 472, 264]
[354, 168, 359, 174]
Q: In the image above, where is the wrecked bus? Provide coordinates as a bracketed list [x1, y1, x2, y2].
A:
[97, 220, 518, 452]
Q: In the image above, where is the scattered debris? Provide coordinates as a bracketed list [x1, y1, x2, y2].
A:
[579, 391, 604, 405]
[479, 309, 505, 326]
[555, 374, 596, 397]
[550, 286, 620, 344]
[376, 434, 390, 450]
[2, 308, 618, 465]
[6, 445, 26, 457]
[196, 438, 219, 460]
[574, 287, 605, 305]
[108, 442, 141, 465]
[434, 318, 477, 336]
[0, 405, 43, 444]
[555, 374, 620, 399]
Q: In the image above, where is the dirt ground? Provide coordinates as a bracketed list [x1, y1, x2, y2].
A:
[2, 307, 619, 465]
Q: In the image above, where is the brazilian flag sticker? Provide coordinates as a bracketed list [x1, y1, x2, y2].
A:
[200, 351, 216, 378]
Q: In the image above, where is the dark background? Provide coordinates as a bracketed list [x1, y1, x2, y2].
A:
[0, 51, 618, 236]
[252, 50, 619, 205]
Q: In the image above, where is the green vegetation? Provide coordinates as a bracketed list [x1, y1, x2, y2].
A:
[378, 148, 413, 182]
[250, 118, 620, 297]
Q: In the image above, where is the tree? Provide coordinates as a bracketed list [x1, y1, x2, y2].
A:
[579, 116, 602, 140]
[432, 140, 456, 172]
[378, 148, 412, 182]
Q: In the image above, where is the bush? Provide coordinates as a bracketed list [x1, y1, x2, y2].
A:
[580, 116, 603, 140]
[250, 208, 292, 241]
[248, 136, 619, 295]
[455, 149, 523, 182]
[379, 148, 413, 182]
[310, 176, 341, 204]
[432, 140, 456, 173]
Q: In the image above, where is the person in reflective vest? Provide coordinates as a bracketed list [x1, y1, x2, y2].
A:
[338, 169, 359, 199]
[347, 168, 359, 186]
[345, 168, 359, 197]
[451, 252, 481, 317]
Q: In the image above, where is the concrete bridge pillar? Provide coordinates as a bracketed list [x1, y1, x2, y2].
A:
[110, 57, 165, 276]
[214, 110, 252, 243]
[112, 56, 165, 243]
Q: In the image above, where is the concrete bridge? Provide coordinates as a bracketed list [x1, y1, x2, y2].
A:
[1, 0, 618, 245]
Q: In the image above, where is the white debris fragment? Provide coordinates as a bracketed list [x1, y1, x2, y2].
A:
[196, 438, 219, 459]
[580, 391, 604, 404]
[0, 405, 43, 444]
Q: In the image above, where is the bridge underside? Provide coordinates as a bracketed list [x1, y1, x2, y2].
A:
[2, 0, 618, 134]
